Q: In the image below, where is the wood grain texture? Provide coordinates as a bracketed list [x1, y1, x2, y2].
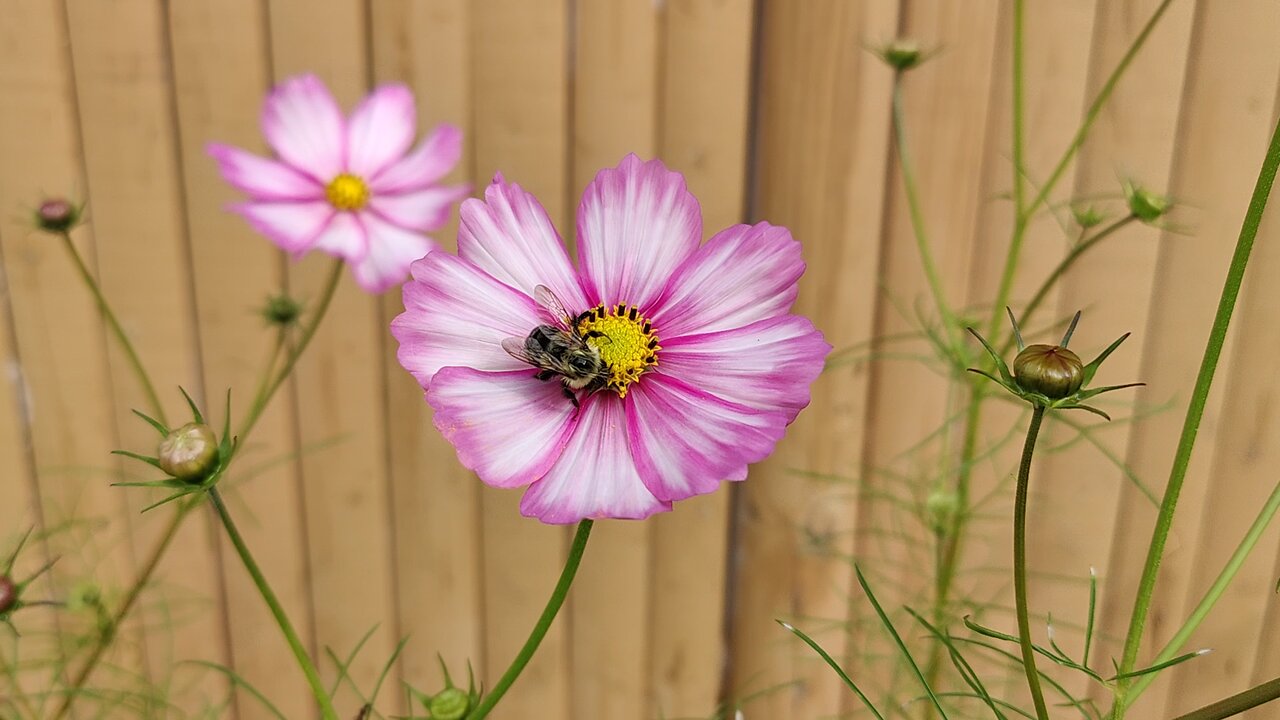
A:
[369, 0, 485, 699]
[166, 1, 313, 717]
[731, 2, 897, 717]
[471, 2, 572, 718]
[63, 0, 228, 710]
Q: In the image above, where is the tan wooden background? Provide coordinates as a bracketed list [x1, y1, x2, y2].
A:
[4, 1, 1280, 718]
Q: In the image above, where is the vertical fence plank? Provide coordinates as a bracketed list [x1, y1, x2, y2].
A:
[0, 0, 138, 692]
[1095, 2, 1280, 717]
[62, 0, 229, 710]
[166, 1, 314, 717]
[851, 0, 1001, 705]
[730, 2, 898, 717]
[472, 2, 572, 717]
[264, 0, 399, 702]
[649, 1, 755, 716]
[1028, 0, 1196, 701]
[369, 0, 484, 697]
[1164, 87, 1280, 713]
[568, 2, 659, 718]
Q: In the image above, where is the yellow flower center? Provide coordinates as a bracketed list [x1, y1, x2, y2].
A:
[576, 303, 660, 398]
[325, 173, 369, 211]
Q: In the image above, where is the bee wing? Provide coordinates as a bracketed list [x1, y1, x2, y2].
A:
[502, 336, 541, 367]
[533, 284, 575, 330]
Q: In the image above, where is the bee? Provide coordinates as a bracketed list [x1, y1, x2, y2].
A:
[502, 285, 610, 408]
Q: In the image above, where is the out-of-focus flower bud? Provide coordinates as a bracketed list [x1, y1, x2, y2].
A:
[1123, 180, 1170, 224]
[0, 575, 17, 614]
[1013, 344, 1084, 400]
[1071, 204, 1106, 230]
[158, 423, 220, 482]
[427, 687, 472, 720]
[35, 198, 81, 233]
[877, 39, 924, 71]
[926, 490, 959, 531]
[261, 293, 303, 328]
[67, 581, 102, 613]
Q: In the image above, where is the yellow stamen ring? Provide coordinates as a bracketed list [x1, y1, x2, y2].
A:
[576, 303, 660, 398]
[325, 173, 370, 211]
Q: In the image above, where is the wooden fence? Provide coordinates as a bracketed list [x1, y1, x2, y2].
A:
[2, 1, 1280, 718]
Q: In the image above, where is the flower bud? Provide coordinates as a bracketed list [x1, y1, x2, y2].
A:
[1123, 181, 1170, 223]
[35, 198, 80, 233]
[0, 575, 16, 615]
[67, 581, 102, 613]
[158, 422, 219, 482]
[926, 490, 959, 531]
[1014, 344, 1084, 399]
[261, 293, 303, 327]
[427, 687, 472, 720]
[1071, 203, 1106, 229]
[877, 39, 923, 71]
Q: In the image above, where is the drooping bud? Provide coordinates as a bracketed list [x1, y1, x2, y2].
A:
[35, 198, 81, 233]
[876, 39, 924, 71]
[1014, 344, 1084, 399]
[158, 423, 219, 482]
[1123, 180, 1170, 224]
[261, 293, 303, 328]
[0, 575, 16, 614]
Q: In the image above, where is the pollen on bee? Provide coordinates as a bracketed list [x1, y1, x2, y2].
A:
[576, 302, 660, 398]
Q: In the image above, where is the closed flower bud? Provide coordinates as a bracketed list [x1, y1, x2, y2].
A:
[1071, 203, 1106, 229]
[1014, 344, 1084, 399]
[926, 490, 959, 531]
[158, 422, 219, 482]
[878, 39, 923, 71]
[0, 575, 16, 614]
[35, 198, 80, 233]
[1123, 180, 1170, 223]
[427, 687, 472, 720]
[261, 293, 303, 327]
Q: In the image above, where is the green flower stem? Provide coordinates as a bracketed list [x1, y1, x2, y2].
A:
[891, 78, 958, 347]
[50, 498, 197, 720]
[1125, 477, 1280, 704]
[1172, 677, 1280, 720]
[1014, 405, 1050, 720]
[1113, 113, 1280, 714]
[58, 231, 167, 427]
[467, 520, 594, 720]
[209, 487, 336, 720]
[998, 214, 1139, 356]
[237, 258, 344, 442]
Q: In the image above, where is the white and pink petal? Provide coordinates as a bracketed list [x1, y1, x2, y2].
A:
[350, 212, 438, 293]
[392, 252, 543, 388]
[428, 368, 579, 489]
[231, 200, 334, 255]
[625, 373, 787, 503]
[657, 315, 829, 422]
[458, 175, 588, 310]
[520, 395, 671, 524]
[649, 222, 804, 338]
[369, 185, 469, 233]
[370, 124, 464, 194]
[261, 74, 346, 181]
[207, 144, 323, 201]
[577, 154, 702, 310]
[346, 84, 417, 178]
[310, 212, 368, 262]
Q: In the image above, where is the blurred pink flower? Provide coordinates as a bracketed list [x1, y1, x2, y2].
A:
[392, 154, 829, 524]
[210, 74, 468, 293]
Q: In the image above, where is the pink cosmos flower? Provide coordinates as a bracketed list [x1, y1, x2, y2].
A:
[209, 74, 468, 293]
[392, 155, 829, 523]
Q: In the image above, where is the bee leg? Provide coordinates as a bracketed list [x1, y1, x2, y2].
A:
[535, 370, 555, 382]
[561, 386, 580, 408]
[583, 330, 608, 341]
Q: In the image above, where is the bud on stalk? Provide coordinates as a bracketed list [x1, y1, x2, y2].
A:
[158, 423, 220, 483]
[1013, 344, 1084, 399]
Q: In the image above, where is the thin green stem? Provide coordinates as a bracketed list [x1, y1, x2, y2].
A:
[237, 258, 343, 442]
[1113, 113, 1280, 715]
[58, 231, 167, 427]
[1014, 405, 1049, 720]
[210, 487, 336, 720]
[999, 215, 1139, 355]
[2, 635, 39, 720]
[1172, 677, 1280, 720]
[1022, 0, 1177, 221]
[467, 520, 594, 720]
[891, 78, 958, 344]
[1125, 476, 1280, 703]
[50, 499, 196, 720]
[1011, 0, 1027, 219]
